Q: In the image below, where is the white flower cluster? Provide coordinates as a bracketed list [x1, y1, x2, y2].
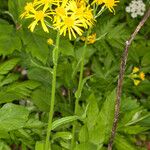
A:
[125, 0, 146, 18]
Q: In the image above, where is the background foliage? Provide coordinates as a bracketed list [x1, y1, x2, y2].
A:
[0, 0, 150, 149]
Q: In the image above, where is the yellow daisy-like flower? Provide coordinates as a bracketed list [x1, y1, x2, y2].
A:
[53, 0, 94, 39]
[93, 0, 104, 5]
[139, 72, 145, 81]
[93, 0, 119, 14]
[54, 14, 84, 40]
[132, 67, 140, 73]
[20, 2, 36, 19]
[81, 33, 97, 44]
[103, 0, 119, 13]
[133, 79, 141, 86]
[25, 8, 52, 32]
[67, 0, 94, 28]
[34, 0, 61, 11]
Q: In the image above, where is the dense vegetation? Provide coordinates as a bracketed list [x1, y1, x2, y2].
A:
[0, 0, 150, 150]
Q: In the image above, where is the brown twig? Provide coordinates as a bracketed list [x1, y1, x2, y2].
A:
[108, 8, 150, 150]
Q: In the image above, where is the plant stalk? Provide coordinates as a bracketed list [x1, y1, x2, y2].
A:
[45, 31, 60, 150]
[71, 30, 90, 149]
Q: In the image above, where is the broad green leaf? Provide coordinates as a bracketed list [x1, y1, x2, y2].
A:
[59, 38, 74, 56]
[0, 20, 21, 55]
[74, 142, 97, 150]
[31, 87, 50, 112]
[0, 141, 10, 150]
[142, 52, 150, 66]
[0, 103, 29, 132]
[79, 125, 89, 143]
[35, 141, 44, 150]
[0, 73, 20, 87]
[86, 94, 99, 129]
[0, 80, 40, 104]
[52, 116, 79, 130]
[52, 132, 72, 141]
[0, 58, 20, 75]
[21, 29, 49, 64]
[119, 125, 150, 134]
[115, 134, 137, 150]
[8, 0, 26, 23]
[89, 90, 116, 145]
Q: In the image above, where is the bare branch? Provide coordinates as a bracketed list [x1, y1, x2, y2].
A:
[108, 8, 150, 150]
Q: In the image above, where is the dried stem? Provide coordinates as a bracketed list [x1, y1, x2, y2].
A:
[108, 8, 150, 150]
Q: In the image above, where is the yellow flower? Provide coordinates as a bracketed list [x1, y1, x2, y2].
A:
[103, 0, 119, 13]
[133, 79, 141, 86]
[47, 38, 54, 45]
[93, 0, 119, 14]
[34, 0, 61, 11]
[20, 2, 36, 19]
[53, 0, 94, 39]
[26, 8, 52, 32]
[139, 72, 145, 81]
[132, 67, 140, 73]
[54, 15, 84, 40]
[81, 33, 97, 44]
[93, 0, 104, 5]
[68, 1, 94, 27]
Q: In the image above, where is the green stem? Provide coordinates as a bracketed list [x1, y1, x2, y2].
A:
[45, 31, 60, 150]
[71, 29, 90, 149]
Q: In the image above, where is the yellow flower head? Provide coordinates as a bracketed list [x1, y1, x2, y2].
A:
[133, 79, 141, 86]
[26, 8, 52, 32]
[93, 0, 104, 5]
[103, 0, 119, 13]
[53, 0, 94, 39]
[81, 33, 97, 44]
[47, 38, 54, 45]
[132, 67, 140, 73]
[93, 0, 119, 14]
[20, 2, 36, 19]
[139, 72, 145, 81]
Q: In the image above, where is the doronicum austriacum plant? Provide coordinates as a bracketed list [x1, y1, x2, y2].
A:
[20, 0, 119, 149]
[0, 0, 150, 150]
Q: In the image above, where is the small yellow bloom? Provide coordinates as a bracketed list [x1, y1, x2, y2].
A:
[20, 2, 36, 19]
[132, 67, 140, 73]
[93, 0, 119, 14]
[81, 33, 97, 44]
[47, 38, 54, 45]
[139, 72, 145, 81]
[103, 0, 119, 13]
[133, 79, 141, 86]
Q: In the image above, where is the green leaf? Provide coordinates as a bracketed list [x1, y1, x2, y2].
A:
[0, 20, 21, 55]
[0, 58, 20, 75]
[86, 94, 99, 129]
[79, 125, 89, 143]
[115, 134, 137, 150]
[0, 141, 11, 150]
[35, 141, 44, 150]
[59, 38, 74, 56]
[21, 29, 50, 64]
[31, 87, 50, 112]
[8, 0, 26, 23]
[0, 103, 29, 132]
[52, 132, 72, 141]
[52, 116, 79, 130]
[89, 90, 116, 145]
[119, 125, 150, 134]
[142, 52, 150, 66]
[0, 80, 40, 104]
[74, 142, 97, 150]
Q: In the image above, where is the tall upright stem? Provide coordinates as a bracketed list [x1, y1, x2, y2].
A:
[45, 31, 60, 150]
[71, 30, 90, 149]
